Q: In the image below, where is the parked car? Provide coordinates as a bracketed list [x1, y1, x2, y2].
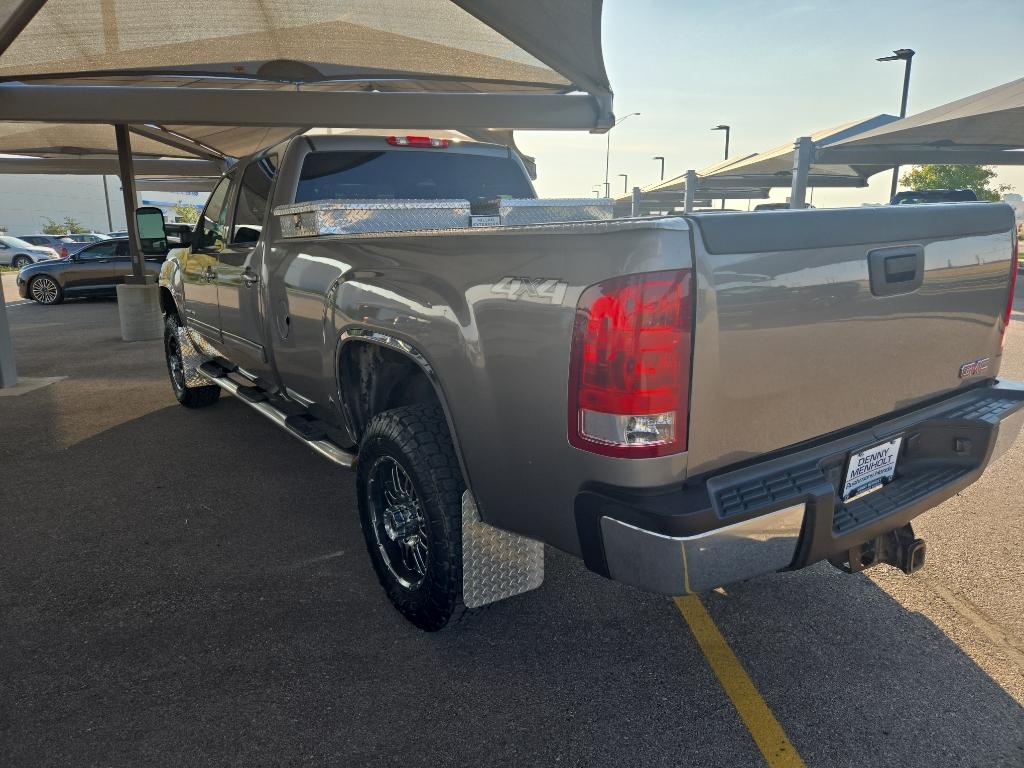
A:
[106, 230, 128, 238]
[16, 238, 164, 304]
[164, 222, 194, 240]
[754, 202, 816, 211]
[890, 189, 979, 205]
[156, 133, 1023, 631]
[16, 234, 79, 258]
[63, 233, 109, 245]
[0, 235, 60, 268]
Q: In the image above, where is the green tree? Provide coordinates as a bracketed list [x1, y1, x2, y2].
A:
[41, 216, 87, 234]
[172, 204, 199, 225]
[899, 164, 1013, 202]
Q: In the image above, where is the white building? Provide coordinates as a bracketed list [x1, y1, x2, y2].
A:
[0, 174, 208, 236]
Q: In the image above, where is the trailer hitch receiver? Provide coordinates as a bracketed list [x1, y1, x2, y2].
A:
[829, 523, 927, 576]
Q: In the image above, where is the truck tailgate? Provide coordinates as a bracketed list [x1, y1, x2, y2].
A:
[685, 203, 1017, 475]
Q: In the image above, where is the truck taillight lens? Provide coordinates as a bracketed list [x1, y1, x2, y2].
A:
[568, 270, 692, 458]
[1002, 236, 1019, 350]
[387, 135, 449, 148]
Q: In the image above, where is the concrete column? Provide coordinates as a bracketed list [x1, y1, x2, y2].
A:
[684, 170, 697, 213]
[116, 283, 163, 341]
[114, 123, 162, 341]
[631, 186, 642, 217]
[789, 137, 813, 209]
[0, 276, 17, 388]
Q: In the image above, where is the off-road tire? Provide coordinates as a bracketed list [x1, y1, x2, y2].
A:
[357, 403, 467, 631]
[164, 313, 220, 409]
[29, 275, 62, 304]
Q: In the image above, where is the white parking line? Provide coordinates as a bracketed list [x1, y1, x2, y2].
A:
[5, 300, 32, 308]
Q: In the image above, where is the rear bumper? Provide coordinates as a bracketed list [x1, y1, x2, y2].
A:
[578, 380, 1024, 595]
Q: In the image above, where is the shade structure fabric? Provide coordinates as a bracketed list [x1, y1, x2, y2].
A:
[0, 122, 198, 156]
[0, 0, 610, 99]
[818, 77, 1024, 166]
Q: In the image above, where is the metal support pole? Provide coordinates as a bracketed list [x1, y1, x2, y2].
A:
[101, 175, 113, 232]
[604, 131, 612, 198]
[114, 124, 146, 283]
[631, 187, 641, 217]
[790, 137, 813, 209]
[888, 55, 914, 201]
[0, 274, 17, 388]
[653, 156, 665, 181]
[684, 170, 697, 213]
[721, 127, 730, 209]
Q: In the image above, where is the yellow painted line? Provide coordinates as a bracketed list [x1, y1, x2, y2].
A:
[674, 595, 806, 768]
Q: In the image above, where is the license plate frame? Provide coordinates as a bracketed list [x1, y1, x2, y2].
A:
[842, 436, 903, 502]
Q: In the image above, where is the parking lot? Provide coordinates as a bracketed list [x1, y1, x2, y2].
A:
[1, 271, 1023, 767]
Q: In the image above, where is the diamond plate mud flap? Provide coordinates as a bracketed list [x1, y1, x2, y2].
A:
[462, 491, 544, 609]
[178, 326, 217, 388]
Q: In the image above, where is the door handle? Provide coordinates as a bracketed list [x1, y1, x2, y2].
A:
[242, 269, 259, 287]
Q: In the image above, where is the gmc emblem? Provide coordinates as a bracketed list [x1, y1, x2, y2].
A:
[959, 357, 990, 379]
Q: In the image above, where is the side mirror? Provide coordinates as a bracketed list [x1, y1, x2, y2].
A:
[134, 206, 168, 255]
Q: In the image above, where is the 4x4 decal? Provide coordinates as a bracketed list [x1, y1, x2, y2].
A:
[491, 276, 568, 305]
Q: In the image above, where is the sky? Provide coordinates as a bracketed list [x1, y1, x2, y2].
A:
[517, 0, 1024, 208]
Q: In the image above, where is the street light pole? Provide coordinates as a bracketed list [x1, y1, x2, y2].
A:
[877, 48, 915, 201]
[618, 174, 628, 195]
[712, 125, 730, 207]
[604, 112, 640, 197]
[653, 156, 665, 181]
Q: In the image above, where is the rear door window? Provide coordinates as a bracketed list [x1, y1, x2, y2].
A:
[295, 150, 533, 203]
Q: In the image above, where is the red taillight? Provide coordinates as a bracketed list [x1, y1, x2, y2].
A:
[1002, 235, 1019, 350]
[387, 135, 449, 148]
[568, 269, 693, 458]
[60, 246, 68, 257]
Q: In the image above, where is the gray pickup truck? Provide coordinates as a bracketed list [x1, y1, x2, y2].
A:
[154, 132, 1024, 630]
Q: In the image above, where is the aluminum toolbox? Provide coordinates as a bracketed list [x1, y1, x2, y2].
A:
[498, 198, 614, 226]
[273, 197, 614, 238]
[274, 199, 471, 238]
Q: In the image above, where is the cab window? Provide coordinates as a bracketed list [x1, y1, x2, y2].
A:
[197, 174, 233, 250]
[232, 156, 276, 245]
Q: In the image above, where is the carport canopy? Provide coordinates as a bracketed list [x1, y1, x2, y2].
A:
[0, 0, 615, 387]
[818, 76, 1024, 166]
[0, 0, 614, 131]
[619, 114, 899, 212]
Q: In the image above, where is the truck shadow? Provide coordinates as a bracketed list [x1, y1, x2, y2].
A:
[1, 395, 1022, 768]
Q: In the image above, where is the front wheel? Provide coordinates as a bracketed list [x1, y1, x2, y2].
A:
[29, 275, 62, 304]
[12, 255, 32, 269]
[164, 313, 221, 408]
[356, 403, 466, 631]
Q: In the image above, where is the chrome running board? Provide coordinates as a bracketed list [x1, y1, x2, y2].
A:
[198, 363, 356, 469]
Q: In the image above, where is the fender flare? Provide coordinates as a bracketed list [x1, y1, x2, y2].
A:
[336, 327, 473, 491]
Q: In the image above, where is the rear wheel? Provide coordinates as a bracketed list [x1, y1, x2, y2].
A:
[12, 255, 31, 269]
[164, 313, 220, 408]
[356, 403, 466, 631]
[29, 275, 62, 305]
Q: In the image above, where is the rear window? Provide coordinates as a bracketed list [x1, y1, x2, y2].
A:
[295, 150, 533, 203]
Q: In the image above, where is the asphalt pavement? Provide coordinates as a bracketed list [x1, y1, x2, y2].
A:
[1, 272, 1022, 767]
